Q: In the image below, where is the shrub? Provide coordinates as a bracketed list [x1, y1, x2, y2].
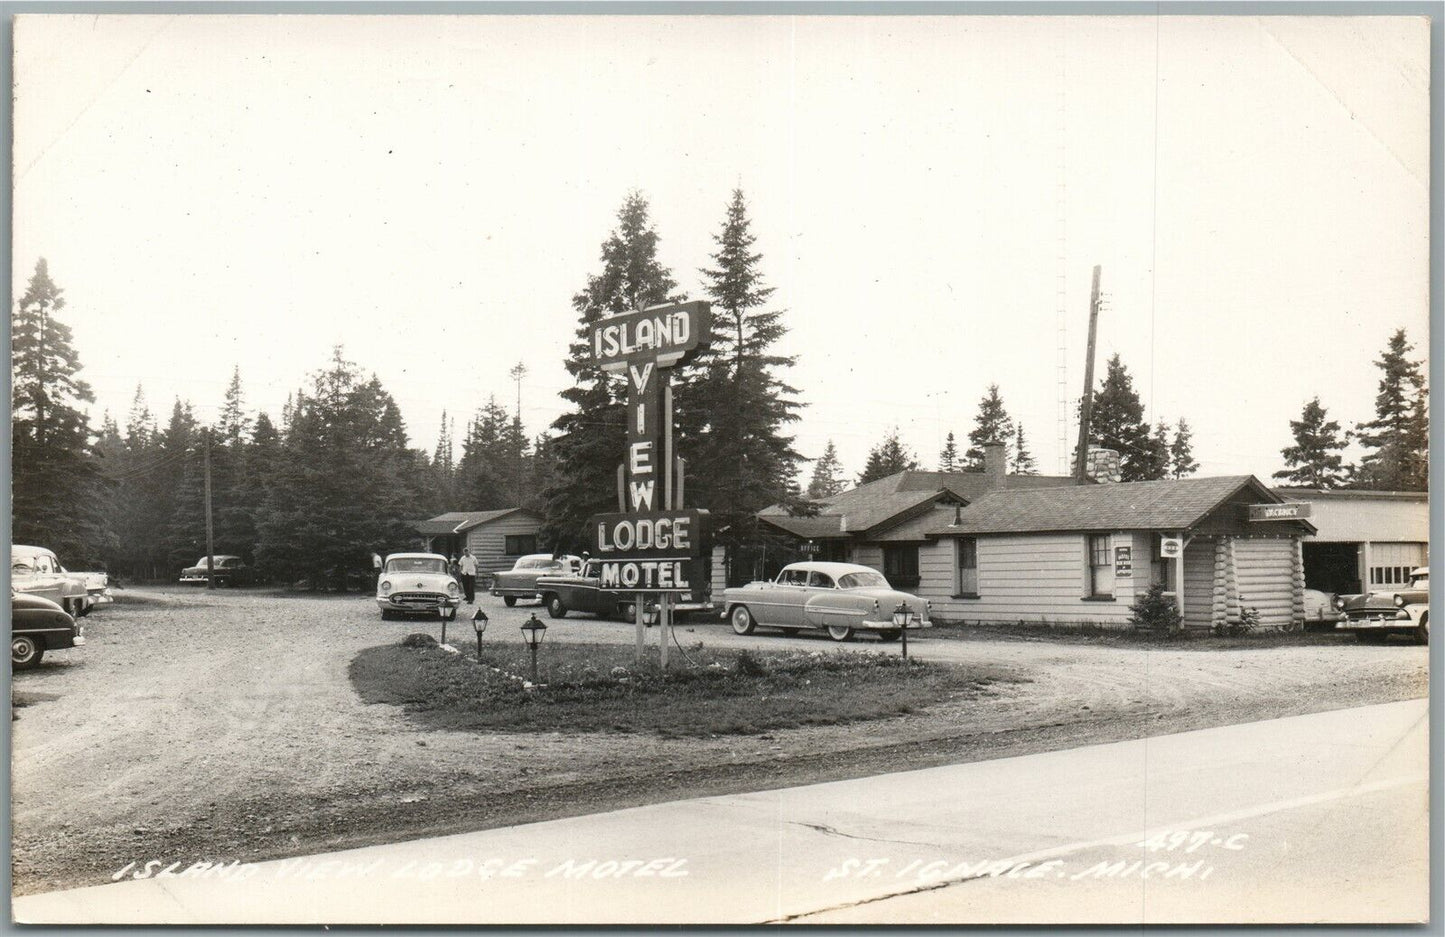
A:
[1128, 582, 1182, 636]
[733, 649, 767, 677]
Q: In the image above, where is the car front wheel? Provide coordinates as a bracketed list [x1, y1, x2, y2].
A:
[546, 595, 568, 619]
[877, 630, 902, 642]
[827, 625, 854, 642]
[12, 636, 43, 670]
[503, 596, 517, 608]
[731, 606, 756, 635]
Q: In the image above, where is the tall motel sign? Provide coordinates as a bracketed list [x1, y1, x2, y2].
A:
[588, 300, 712, 666]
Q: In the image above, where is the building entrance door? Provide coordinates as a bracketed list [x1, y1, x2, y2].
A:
[1303, 541, 1361, 595]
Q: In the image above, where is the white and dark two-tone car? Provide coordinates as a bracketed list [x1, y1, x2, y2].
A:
[720, 561, 932, 642]
[376, 553, 461, 621]
[1336, 567, 1429, 644]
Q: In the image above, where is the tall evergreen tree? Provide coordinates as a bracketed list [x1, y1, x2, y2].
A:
[964, 384, 1014, 471]
[1082, 354, 1159, 482]
[1013, 423, 1038, 475]
[255, 348, 422, 588]
[1170, 418, 1199, 478]
[687, 188, 804, 555]
[217, 366, 251, 447]
[1353, 328, 1428, 491]
[806, 440, 846, 500]
[858, 428, 918, 484]
[541, 192, 684, 551]
[1274, 397, 1349, 489]
[1135, 420, 1172, 482]
[938, 432, 961, 473]
[11, 258, 111, 563]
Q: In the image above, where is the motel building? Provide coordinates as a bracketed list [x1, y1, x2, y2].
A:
[748, 461, 1318, 631]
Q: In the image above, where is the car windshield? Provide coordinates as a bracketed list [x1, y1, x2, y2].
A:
[387, 558, 448, 574]
[838, 571, 889, 589]
[517, 557, 559, 570]
[1411, 575, 1428, 588]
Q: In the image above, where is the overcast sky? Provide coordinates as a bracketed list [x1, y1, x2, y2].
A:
[12, 14, 1430, 486]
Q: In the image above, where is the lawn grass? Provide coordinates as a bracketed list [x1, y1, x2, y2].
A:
[349, 641, 1018, 737]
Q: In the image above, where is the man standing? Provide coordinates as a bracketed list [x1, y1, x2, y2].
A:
[458, 548, 478, 604]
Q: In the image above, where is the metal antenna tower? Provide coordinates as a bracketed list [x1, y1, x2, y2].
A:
[1054, 38, 1070, 474]
[509, 362, 527, 419]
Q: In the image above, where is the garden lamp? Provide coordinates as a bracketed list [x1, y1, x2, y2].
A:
[642, 602, 660, 628]
[471, 608, 488, 661]
[892, 602, 913, 663]
[520, 613, 547, 684]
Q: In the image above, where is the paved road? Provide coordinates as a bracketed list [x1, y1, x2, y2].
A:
[14, 698, 1428, 925]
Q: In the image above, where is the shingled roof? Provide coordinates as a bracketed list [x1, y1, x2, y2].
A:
[412, 508, 537, 536]
[926, 475, 1307, 536]
[758, 469, 1077, 539]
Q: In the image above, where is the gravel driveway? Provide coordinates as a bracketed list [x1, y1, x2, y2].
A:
[10, 588, 1428, 896]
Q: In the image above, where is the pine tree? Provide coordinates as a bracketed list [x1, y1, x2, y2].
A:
[1013, 423, 1038, 475]
[806, 440, 847, 500]
[11, 258, 112, 563]
[541, 192, 684, 551]
[1082, 355, 1157, 482]
[687, 188, 804, 556]
[1170, 418, 1199, 478]
[938, 432, 961, 473]
[217, 366, 251, 447]
[965, 385, 1015, 471]
[1274, 397, 1349, 489]
[858, 428, 918, 484]
[1134, 420, 1172, 482]
[1354, 328, 1428, 491]
[255, 348, 422, 589]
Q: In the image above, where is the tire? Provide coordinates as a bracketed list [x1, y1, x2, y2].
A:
[503, 596, 517, 608]
[1414, 613, 1429, 646]
[877, 630, 902, 642]
[827, 625, 854, 642]
[12, 636, 43, 670]
[619, 602, 638, 622]
[545, 594, 568, 619]
[730, 605, 756, 636]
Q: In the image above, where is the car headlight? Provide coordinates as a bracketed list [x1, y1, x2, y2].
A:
[1393, 594, 1406, 608]
[1333, 596, 1345, 610]
[447, 581, 459, 596]
[380, 580, 392, 595]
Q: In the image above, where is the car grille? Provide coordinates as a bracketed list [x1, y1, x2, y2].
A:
[390, 592, 447, 609]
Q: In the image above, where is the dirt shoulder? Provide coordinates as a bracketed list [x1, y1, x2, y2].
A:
[10, 589, 1429, 896]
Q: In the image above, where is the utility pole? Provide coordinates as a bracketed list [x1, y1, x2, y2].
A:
[1073, 265, 1102, 483]
[204, 428, 216, 589]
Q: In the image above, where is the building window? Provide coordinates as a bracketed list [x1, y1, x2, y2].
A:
[956, 538, 978, 596]
[1370, 565, 1411, 587]
[1087, 534, 1114, 598]
[504, 534, 537, 556]
[883, 544, 920, 588]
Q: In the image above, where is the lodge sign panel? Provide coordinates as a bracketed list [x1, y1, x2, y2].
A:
[1248, 503, 1311, 522]
[589, 509, 711, 594]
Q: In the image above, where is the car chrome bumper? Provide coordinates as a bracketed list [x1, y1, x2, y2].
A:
[860, 618, 933, 630]
[376, 596, 459, 613]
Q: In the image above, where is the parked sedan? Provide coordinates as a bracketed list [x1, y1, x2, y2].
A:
[376, 553, 461, 621]
[11, 545, 91, 619]
[179, 555, 252, 587]
[1336, 568, 1429, 644]
[11, 592, 85, 670]
[491, 554, 583, 607]
[720, 561, 932, 642]
[1301, 588, 1346, 630]
[536, 560, 628, 620]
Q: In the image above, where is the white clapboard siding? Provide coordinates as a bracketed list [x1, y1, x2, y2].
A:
[1233, 538, 1297, 629]
[922, 535, 1132, 625]
[464, 512, 544, 577]
[1181, 538, 1216, 631]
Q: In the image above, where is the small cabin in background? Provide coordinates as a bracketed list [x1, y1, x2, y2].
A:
[411, 508, 544, 581]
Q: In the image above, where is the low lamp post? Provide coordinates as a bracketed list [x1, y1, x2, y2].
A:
[520, 613, 548, 685]
[892, 602, 912, 663]
[642, 602, 660, 628]
[471, 608, 488, 662]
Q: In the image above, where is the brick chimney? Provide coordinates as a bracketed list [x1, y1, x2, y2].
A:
[983, 442, 1007, 478]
